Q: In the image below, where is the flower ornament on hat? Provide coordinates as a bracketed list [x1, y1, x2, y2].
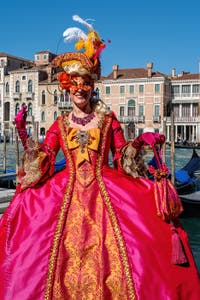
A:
[53, 15, 107, 91]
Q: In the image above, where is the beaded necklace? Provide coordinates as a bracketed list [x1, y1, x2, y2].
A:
[71, 111, 95, 126]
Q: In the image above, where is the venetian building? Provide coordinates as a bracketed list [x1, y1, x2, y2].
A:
[95, 62, 171, 140]
[0, 53, 32, 141]
[166, 69, 200, 143]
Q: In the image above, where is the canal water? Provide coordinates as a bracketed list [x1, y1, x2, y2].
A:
[0, 143, 200, 271]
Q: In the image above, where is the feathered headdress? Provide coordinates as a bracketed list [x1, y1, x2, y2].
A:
[53, 15, 106, 81]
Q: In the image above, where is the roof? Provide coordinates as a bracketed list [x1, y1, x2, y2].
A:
[171, 73, 199, 81]
[0, 52, 32, 63]
[104, 68, 167, 80]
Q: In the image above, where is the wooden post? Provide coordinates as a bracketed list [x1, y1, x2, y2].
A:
[162, 117, 167, 163]
[3, 131, 6, 173]
[170, 107, 175, 184]
[15, 134, 19, 172]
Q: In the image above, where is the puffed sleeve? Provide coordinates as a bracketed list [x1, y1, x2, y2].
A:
[16, 118, 61, 191]
[109, 112, 148, 177]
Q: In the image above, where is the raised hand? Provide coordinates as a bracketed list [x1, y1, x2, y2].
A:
[15, 105, 29, 149]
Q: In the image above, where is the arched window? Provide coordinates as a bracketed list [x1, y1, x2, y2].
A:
[42, 90, 45, 105]
[60, 93, 64, 102]
[95, 87, 100, 98]
[28, 80, 33, 92]
[4, 102, 10, 121]
[27, 127, 32, 136]
[15, 80, 20, 93]
[54, 90, 58, 105]
[41, 111, 45, 121]
[15, 103, 20, 115]
[128, 99, 136, 116]
[40, 127, 45, 136]
[28, 103, 32, 116]
[54, 111, 57, 120]
[6, 82, 9, 93]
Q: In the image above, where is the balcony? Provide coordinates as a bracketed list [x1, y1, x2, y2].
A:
[58, 101, 73, 110]
[26, 115, 34, 123]
[118, 116, 138, 123]
[166, 116, 199, 123]
[153, 116, 161, 123]
[25, 92, 34, 100]
[138, 115, 145, 123]
[13, 92, 21, 100]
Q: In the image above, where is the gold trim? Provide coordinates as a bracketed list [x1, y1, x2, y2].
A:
[45, 116, 75, 300]
[95, 114, 136, 300]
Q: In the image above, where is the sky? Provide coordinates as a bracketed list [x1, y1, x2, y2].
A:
[1, 0, 200, 77]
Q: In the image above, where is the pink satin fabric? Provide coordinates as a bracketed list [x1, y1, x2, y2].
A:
[0, 112, 200, 300]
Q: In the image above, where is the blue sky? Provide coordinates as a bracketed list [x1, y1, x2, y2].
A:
[1, 0, 200, 76]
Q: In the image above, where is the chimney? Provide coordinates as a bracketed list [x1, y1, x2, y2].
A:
[147, 62, 153, 78]
[112, 64, 119, 80]
[171, 68, 176, 78]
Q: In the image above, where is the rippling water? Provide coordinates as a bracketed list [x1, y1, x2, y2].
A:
[0, 143, 200, 271]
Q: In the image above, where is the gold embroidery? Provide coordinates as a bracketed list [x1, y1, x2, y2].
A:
[52, 184, 128, 299]
[95, 115, 136, 300]
[45, 117, 75, 300]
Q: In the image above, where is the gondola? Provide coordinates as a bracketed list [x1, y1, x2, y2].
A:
[0, 157, 67, 189]
[148, 148, 200, 196]
[175, 149, 200, 195]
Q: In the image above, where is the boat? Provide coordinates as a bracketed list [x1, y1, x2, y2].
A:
[175, 149, 200, 195]
[0, 157, 67, 189]
[180, 191, 200, 218]
[175, 141, 200, 149]
[148, 148, 200, 195]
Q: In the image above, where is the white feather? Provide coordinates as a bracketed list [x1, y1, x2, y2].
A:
[63, 27, 88, 42]
[72, 15, 93, 32]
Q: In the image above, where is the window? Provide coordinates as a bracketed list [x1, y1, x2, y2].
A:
[5, 82, 9, 93]
[192, 84, 199, 94]
[95, 87, 100, 98]
[41, 111, 45, 121]
[120, 106, 125, 116]
[42, 90, 45, 105]
[182, 104, 190, 117]
[129, 85, 134, 94]
[40, 128, 45, 136]
[15, 80, 20, 93]
[22, 75, 26, 80]
[138, 128, 143, 135]
[28, 103, 32, 116]
[54, 90, 58, 104]
[138, 105, 144, 116]
[192, 103, 198, 117]
[43, 54, 47, 60]
[120, 85, 125, 94]
[128, 99, 136, 116]
[154, 104, 160, 116]
[60, 94, 64, 102]
[28, 80, 33, 92]
[171, 85, 180, 95]
[155, 84, 160, 93]
[105, 86, 110, 95]
[4, 102, 10, 121]
[173, 104, 179, 117]
[139, 85, 144, 93]
[182, 85, 191, 95]
[54, 111, 57, 120]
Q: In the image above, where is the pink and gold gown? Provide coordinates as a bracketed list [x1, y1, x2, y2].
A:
[0, 111, 200, 300]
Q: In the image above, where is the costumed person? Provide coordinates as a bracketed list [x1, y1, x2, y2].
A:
[0, 15, 200, 300]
